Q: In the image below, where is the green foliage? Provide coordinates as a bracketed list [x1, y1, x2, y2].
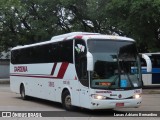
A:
[1, 0, 160, 52]
[105, 0, 160, 52]
[0, 0, 62, 51]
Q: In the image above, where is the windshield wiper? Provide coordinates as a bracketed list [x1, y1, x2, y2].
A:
[118, 60, 134, 88]
[124, 72, 134, 88]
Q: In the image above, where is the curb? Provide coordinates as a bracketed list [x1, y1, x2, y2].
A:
[0, 79, 10, 84]
[143, 90, 160, 94]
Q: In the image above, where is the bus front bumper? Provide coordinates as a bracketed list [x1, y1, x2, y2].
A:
[89, 98, 142, 109]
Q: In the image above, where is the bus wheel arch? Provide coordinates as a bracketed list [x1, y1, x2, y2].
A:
[61, 88, 74, 111]
[20, 83, 28, 100]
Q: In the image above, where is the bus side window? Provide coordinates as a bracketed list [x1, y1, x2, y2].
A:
[75, 39, 89, 87]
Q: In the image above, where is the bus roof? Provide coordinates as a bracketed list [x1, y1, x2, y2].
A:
[12, 32, 134, 50]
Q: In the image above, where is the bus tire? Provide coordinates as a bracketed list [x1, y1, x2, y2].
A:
[20, 84, 28, 100]
[62, 90, 74, 111]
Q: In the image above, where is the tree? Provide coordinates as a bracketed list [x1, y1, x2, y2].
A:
[0, 0, 65, 52]
[105, 0, 160, 52]
[60, 0, 115, 34]
[1, 0, 160, 53]
[0, 0, 114, 52]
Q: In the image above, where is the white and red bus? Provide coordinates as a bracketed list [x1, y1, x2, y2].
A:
[10, 32, 144, 110]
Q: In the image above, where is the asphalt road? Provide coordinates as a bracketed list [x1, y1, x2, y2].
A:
[0, 84, 160, 120]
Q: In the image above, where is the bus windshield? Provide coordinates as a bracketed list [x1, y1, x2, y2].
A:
[88, 39, 141, 90]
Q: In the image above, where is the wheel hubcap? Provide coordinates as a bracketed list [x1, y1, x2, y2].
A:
[65, 95, 71, 108]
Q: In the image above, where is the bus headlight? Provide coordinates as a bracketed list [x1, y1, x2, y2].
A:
[91, 94, 106, 100]
[134, 94, 141, 99]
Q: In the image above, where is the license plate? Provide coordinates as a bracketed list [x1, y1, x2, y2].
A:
[116, 103, 124, 107]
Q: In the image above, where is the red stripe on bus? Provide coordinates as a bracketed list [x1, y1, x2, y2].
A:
[57, 62, 69, 79]
[50, 63, 57, 75]
[10, 74, 58, 79]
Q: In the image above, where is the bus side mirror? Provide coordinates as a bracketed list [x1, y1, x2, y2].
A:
[87, 52, 93, 71]
[141, 54, 152, 72]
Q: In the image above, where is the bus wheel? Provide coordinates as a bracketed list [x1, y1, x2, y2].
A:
[20, 84, 28, 100]
[62, 90, 74, 111]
